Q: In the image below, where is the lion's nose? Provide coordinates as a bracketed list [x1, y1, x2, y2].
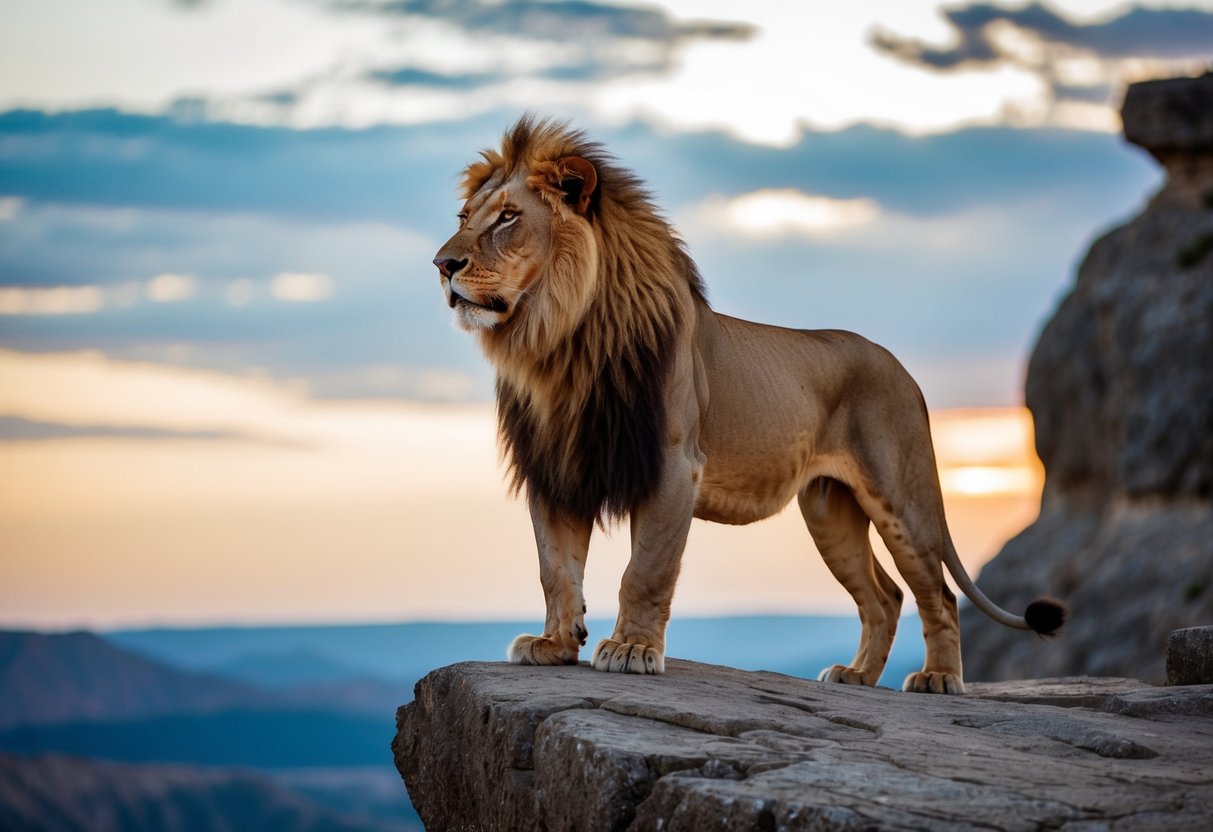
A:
[433, 257, 468, 279]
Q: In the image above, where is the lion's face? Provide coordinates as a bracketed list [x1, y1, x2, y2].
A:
[433, 169, 556, 331]
[433, 155, 599, 336]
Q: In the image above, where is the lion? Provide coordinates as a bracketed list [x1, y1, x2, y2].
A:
[431, 116, 1066, 694]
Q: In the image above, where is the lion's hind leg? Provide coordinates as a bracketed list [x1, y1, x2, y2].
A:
[798, 479, 903, 687]
[854, 477, 965, 695]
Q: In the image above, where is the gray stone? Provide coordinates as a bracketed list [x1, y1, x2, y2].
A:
[1122, 72, 1213, 157]
[1103, 684, 1213, 717]
[1167, 626, 1213, 685]
[394, 660, 1213, 831]
[965, 676, 1151, 709]
[961, 73, 1213, 683]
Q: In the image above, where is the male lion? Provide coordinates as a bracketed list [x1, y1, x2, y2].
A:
[432, 117, 1066, 694]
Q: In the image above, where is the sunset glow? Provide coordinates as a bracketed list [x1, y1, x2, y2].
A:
[930, 408, 1043, 497]
[0, 349, 1043, 628]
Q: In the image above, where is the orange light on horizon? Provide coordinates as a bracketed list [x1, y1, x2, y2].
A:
[930, 408, 1043, 498]
[0, 349, 1044, 628]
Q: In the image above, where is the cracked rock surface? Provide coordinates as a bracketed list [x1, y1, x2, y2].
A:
[393, 660, 1213, 831]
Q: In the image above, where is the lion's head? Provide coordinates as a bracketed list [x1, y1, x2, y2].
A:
[432, 117, 705, 522]
[433, 119, 604, 354]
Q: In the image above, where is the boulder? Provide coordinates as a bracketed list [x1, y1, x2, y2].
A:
[1167, 626, 1213, 685]
[960, 74, 1213, 682]
[394, 660, 1213, 831]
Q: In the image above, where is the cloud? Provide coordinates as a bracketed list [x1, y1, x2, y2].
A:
[0, 347, 309, 438]
[0, 415, 272, 444]
[0, 197, 23, 221]
[339, 0, 753, 43]
[693, 189, 881, 239]
[367, 67, 498, 90]
[366, 53, 674, 91]
[873, 3, 1213, 68]
[271, 272, 333, 302]
[871, 3, 1213, 114]
[146, 272, 196, 303]
[0, 108, 497, 226]
[347, 0, 754, 92]
[0, 285, 104, 315]
[0, 108, 1159, 229]
[0, 347, 498, 481]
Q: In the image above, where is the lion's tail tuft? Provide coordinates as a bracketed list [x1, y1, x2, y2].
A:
[1024, 596, 1069, 638]
[942, 542, 1069, 634]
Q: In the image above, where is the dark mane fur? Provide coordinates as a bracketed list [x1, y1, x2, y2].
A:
[482, 116, 705, 524]
[496, 313, 677, 523]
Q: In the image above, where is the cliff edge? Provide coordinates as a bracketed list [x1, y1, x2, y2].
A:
[960, 73, 1213, 682]
[394, 660, 1213, 831]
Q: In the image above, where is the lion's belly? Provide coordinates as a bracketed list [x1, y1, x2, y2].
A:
[693, 448, 818, 525]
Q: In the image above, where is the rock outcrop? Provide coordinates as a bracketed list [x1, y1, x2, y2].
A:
[395, 660, 1213, 831]
[960, 73, 1213, 682]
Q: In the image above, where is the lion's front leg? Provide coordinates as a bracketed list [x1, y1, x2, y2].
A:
[592, 451, 697, 675]
[509, 497, 592, 666]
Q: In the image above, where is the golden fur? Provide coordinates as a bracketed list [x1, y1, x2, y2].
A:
[432, 116, 1066, 693]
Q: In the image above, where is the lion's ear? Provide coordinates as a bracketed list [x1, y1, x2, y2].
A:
[555, 156, 597, 215]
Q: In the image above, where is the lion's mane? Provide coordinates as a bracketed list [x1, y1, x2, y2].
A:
[464, 117, 706, 523]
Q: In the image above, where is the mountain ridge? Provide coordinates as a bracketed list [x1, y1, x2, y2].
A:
[0, 630, 273, 730]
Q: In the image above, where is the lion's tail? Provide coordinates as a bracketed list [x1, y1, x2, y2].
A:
[941, 542, 1068, 636]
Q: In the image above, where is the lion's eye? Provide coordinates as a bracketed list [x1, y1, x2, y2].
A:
[498, 209, 519, 224]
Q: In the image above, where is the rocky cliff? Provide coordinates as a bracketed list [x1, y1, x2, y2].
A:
[960, 73, 1213, 682]
[395, 660, 1213, 831]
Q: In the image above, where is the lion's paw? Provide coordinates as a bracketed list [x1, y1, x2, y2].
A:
[591, 638, 664, 674]
[902, 670, 965, 695]
[508, 634, 579, 666]
[817, 664, 875, 686]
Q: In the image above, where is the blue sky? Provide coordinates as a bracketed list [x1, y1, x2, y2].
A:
[4, 0, 1207, 410]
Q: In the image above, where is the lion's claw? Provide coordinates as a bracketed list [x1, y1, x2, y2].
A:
[817, 664, 875, 686]
[902, 670, 965, 695]
[508, 634, 579, 666]
[591, 638, 664, 674]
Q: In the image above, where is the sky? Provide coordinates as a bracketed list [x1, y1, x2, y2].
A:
[2, 0, 1211, 629]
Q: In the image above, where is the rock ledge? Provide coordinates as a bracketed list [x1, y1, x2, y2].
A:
[394, 660, 1213, 831]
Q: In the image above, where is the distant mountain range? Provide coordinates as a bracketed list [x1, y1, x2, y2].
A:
[0, 630, 273, 730]
[0, 629, 419, 830]
[0, 753, 407, 832]
[0, 708, 392, 768]
[106, 614, 927, 692]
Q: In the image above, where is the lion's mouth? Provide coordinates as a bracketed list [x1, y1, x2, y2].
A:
[450, 287, 509, 314]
